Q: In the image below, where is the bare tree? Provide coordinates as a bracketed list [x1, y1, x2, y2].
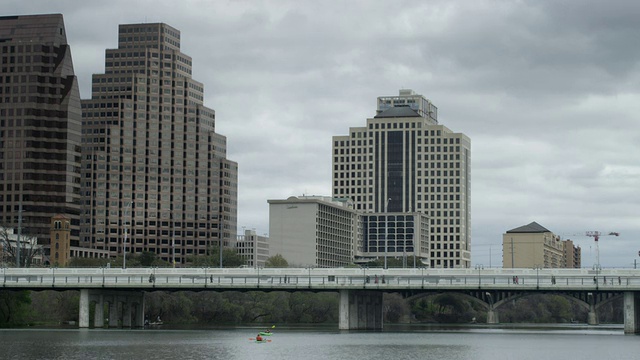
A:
[0, 225, 43, 268]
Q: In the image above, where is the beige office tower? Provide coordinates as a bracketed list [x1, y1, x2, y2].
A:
[80, 23, 237, 265]
[0, 14, 82, 253]
[332, 90, 471, 268]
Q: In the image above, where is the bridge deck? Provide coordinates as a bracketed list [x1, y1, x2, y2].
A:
[2, 267, 639, 292]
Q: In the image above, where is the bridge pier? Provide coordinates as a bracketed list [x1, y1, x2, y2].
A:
[108, 297, 119, 327]
[588, 304, 598, 325]
[79, 289, 90, 328]
[624, 292, 640, 334]
[123, 297, 133, 327]
[487, 309, 499, 324]
[339, 290, 383, 330]
[78, 290, 146, 328]
[94, 294, 104, 328]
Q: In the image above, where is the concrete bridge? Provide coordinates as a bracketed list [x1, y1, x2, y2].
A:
[2, 267, 640, 333]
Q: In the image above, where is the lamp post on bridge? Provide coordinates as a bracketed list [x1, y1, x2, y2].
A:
[533, 265, 542, 290]
[593, 263, 601, 290]
[475, 264, 484, 289]
[203, 267, 207, 287]
[122, 201, 132, 269]
[257, 266, 261, 288]
[384, 198, 391, 270]
[363, 266, 367, 287]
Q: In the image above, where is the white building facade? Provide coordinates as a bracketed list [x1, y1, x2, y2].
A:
[268, 196, 358, 268]
[235, 229, 269, 268]
[332, 90, 471, 268]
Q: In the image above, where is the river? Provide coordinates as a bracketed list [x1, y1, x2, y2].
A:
[1, 324, 638, 360]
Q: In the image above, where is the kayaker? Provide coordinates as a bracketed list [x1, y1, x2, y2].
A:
[256, 334, 263, 342]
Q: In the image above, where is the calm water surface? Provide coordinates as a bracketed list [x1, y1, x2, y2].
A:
[1, 325, 639, 360]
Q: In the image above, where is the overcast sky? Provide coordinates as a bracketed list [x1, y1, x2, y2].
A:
[7, 0, 640, 268]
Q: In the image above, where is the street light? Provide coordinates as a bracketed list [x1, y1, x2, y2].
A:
[475, 264, 484, 288]
[593, 263, 601, 290]
[384, 198, 391, 269]
[171, 218, 176, 268]
[257, 266, 261, 288]
[534, 265, 542, 289]
[123, 201, 132, 269]
[219, 213, 224, 269]
[363, 266, 367, 287]
[15, 201, 23, 268]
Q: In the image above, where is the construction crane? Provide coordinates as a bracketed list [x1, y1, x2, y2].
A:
[586, 231, 620, 267]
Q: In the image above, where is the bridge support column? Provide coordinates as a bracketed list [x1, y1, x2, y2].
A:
[79, 289, 90, 328]
[624, 292, 640, 334]
[123, 297, 133, 328]
[108, 297, 119, 328]
[587, 304, 598, 325]
[487, 309, 499, 324]
[134, 292, 146, 328]
[338, 290, 383, 330]
[94, 294, 105, 328]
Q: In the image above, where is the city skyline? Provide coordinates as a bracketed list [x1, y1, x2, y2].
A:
[3, 1, 640, 268]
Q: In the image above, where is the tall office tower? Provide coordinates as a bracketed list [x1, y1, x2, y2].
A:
[0, 14, 82, 254]
[80, 23, 238, 265]
[332, 90, 471, 268]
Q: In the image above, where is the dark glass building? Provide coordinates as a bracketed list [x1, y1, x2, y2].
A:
[0, 14, 82, 253]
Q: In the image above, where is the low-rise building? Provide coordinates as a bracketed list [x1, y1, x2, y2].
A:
[235, 229, 269, 268]
[502, 221, 580, 268]
[268, 196, 357, 267]
[268, 195, 430, 267]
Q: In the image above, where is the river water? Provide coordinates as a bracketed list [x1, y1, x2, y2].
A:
[1, 325, 638, 360]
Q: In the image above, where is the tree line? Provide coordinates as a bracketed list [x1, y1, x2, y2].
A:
[0, 252, 624, 327]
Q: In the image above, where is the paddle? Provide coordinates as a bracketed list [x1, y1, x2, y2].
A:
[248, 338, 271, 342]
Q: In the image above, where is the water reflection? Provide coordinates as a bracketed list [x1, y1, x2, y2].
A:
[0, 325, 636, 360]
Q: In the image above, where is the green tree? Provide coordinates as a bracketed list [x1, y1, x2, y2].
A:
[364, 256, 423, 268]
[0, 290, 31, 326]
[187, 247, 244, 268]
[265, 254, 289, 268]
[136, 251, 169, 267]
[67, 257, 111, 268]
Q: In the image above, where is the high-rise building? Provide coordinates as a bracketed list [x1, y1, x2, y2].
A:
[0, 14, 82, 254]
[80, 23, 238, 265]
[332, 89, 471, 268]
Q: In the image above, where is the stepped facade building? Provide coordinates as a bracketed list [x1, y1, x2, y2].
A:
[80, 23, 237, 265]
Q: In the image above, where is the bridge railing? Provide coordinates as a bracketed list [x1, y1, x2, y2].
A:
[2, 267, 640, 291]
